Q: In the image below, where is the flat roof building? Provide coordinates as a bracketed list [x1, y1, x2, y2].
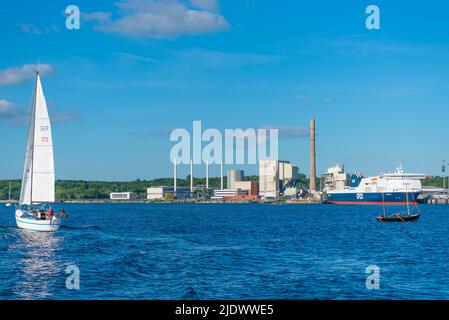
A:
[147, 187, 191, 200]
[233, 181, 259, 196]
[279, 161, 299, 182]
[110, 192, 138, 200]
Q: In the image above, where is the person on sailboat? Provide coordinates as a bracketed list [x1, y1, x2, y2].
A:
[48, 207, 55, 219]
[60, 209, 69, 219]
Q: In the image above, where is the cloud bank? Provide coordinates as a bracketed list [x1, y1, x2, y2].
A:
[84, 0, 229, 38]
[0, 64, 54, 86]
[0, 99, 81, 126]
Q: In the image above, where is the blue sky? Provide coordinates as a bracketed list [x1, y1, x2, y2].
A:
[1, 0, 449, 180]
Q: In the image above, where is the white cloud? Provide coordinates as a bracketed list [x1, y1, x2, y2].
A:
[82, 12, 111, 22]
[52, 112, 82, 124]
[0, 100, 26, 125]
[179, 48, 283, 69]
[297, 95, 312, 103]
[190, 0, 218, 11]
[0, 100, 15, 113]
[19, 23, 59, 34]
[0, 64, 54, 86]
[263, 125, 309, 138]
[0, 99, 81, 126]
[85, 0, 229, 38]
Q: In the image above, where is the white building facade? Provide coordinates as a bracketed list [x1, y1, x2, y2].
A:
[110, 192, 138, 200]
[259, 160, 279, 198]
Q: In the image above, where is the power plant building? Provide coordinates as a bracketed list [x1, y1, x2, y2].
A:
[259, 160, 279, 198]
[227, 169, 244, 189]
[279, 161, 299, 182]
[233, 181, 259, 196]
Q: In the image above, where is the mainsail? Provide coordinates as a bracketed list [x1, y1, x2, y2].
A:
[19, 72, 55, 205]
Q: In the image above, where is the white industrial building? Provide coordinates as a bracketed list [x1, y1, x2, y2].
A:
[259, 160, 300, 198]
[147, 187, 191, 200]
[279, 161, 299, 182]
[323, 165, 347, 191]
[213, 189, 247, 199]
[110, 192, 138, 200]
[259, 160, 279, 199]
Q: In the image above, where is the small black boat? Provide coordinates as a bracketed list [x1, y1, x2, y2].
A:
[377, 188, 421, 223]
[377, 213, 420, 222]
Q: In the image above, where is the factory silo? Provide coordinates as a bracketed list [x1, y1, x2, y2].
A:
[227, 170, 244, 189]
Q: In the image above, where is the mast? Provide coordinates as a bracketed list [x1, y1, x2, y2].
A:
[8, 181, 11, 201]
[405, 183, 410, 215]
[29, 71, 38, 206]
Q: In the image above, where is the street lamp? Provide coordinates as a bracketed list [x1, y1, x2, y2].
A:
[443, 160, 447, 195]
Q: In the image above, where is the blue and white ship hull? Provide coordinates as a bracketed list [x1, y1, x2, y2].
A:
[323, 165, 426, 205]
[325, 191, 421, 205]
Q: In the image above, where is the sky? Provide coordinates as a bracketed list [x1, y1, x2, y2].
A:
[1, 0, 449, 181]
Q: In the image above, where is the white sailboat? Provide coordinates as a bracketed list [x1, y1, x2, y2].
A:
[15, 70, 61, 232]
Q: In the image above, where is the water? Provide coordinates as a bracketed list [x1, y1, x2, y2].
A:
[1, 203, 448, 300]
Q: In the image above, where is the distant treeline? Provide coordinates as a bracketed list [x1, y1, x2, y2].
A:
[2, 175, 443, 200]
[421, 176, 449, 188]
[0, 176, 242, 200]
[0, 173, 317, 201]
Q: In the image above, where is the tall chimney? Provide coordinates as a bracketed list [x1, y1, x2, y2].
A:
[310, 118, 316, 192]
[206, 160, 209, 189]
[174, 158, 177, 193]
[190, 159, 193, 193]
[220, 161, 224, 190]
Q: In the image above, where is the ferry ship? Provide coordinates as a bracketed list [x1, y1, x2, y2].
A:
[323, 165, 426, 205]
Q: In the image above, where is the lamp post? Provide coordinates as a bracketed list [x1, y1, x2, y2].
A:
[443, 160, 446, 195]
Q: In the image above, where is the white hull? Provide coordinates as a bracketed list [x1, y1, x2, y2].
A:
[5, 203, 12, 207]
[15, 210, 61, 232]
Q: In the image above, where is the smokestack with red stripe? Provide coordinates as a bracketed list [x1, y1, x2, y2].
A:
[310, 118, 316, 192]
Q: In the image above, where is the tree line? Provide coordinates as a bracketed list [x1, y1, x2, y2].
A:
[4, 174, 441, 201]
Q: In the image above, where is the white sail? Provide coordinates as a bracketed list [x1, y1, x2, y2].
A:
[19, 72, 55, 205]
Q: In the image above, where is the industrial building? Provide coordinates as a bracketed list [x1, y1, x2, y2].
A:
[227, 169, 244, 189]
[233, 181, 259, 196]
[213, 189, 247, 198]
[279, 161, 299, 185]
[258, 160, 300, 199]
[259, 160, 279, 199]
[323, 165, 347, 191]
[110, 192, 138, 200]
[147, 187, 191, 200]
[212, 188, 259, 201]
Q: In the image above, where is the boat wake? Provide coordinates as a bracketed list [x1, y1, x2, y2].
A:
[62, 224, 100, 230]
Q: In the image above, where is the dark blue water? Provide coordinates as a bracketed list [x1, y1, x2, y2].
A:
[1, 203, 448, 299]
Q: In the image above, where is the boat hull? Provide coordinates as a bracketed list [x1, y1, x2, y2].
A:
[377, 214, 420, 222]
[325, 191, 421, 205]
[15, 210, 61, 232]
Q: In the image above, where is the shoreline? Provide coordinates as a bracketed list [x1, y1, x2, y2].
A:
[1, 199, 323, 204]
